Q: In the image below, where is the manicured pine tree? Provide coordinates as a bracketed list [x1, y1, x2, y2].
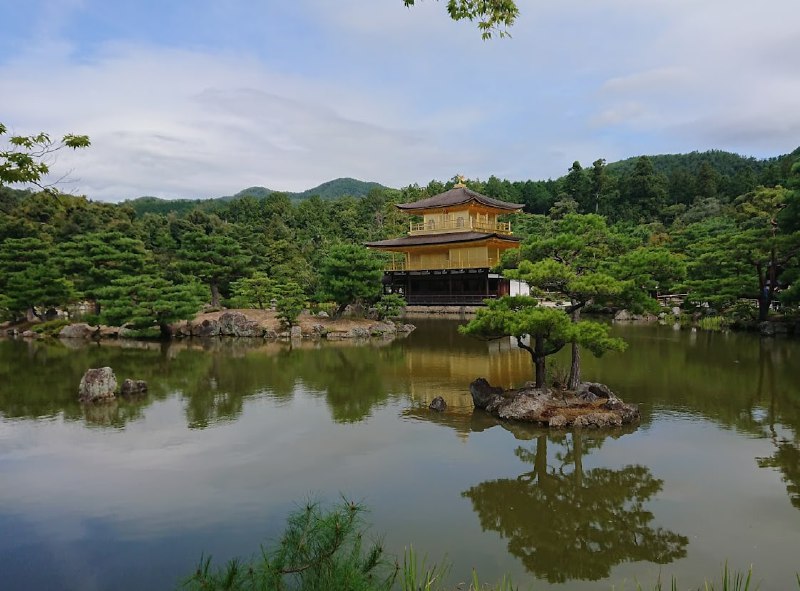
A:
[230, 272, 276, 309]
[274, 280, 307, 330]
[59, 231, 152, 308]
[507, 214, 630, 389]
[98, 274, 206, 337]
[460, 296, 625, 388]
[176, 229, 249, 308]
[318, 244, 383, 317]
[0, 236, 77, 319]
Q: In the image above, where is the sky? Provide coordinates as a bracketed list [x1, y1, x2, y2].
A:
[1, 0, 798, 202]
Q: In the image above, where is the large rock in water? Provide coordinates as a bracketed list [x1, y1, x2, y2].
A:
[429, 396, 447, 412]
[78, 367, 118, 403]
[120, 379, 148, 397]
[469, 378, 639, 429]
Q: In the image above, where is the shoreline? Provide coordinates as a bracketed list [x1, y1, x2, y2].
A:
[2, 309, 415, 342]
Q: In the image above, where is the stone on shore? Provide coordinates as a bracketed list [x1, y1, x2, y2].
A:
[759, 320, 789, 337]
[218, 312, 262, 337]
[78, 367, 118, 403]
[192, 319, 221, 337]
[469, 377, 639, 429]
[614, 309, 657, 323]
[60, 323, 96, 339]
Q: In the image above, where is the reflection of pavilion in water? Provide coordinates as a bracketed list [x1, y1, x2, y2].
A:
[403, 336, 532, 411]
[401, 335, 543, 442]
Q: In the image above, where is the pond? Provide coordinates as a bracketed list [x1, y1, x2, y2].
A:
[0, 320, 799, 590]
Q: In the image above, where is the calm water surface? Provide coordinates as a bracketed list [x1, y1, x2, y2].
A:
[0, 320, 799, 590]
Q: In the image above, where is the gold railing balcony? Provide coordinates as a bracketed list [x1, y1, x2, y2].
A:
[384, 258, 497, 271]
[408, 219, 511, 236]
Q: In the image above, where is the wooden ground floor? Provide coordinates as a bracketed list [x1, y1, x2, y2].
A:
[382, 269, 512, 306]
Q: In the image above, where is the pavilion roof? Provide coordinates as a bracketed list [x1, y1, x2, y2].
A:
[395, 186, 524, 212]
[365, 231, 521, 249]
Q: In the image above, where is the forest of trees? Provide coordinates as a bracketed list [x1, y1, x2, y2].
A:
[1, 121, 799, 337]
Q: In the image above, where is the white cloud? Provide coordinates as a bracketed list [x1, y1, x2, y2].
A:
[0, 42, 476, 200]
[1, 0, 798, 201]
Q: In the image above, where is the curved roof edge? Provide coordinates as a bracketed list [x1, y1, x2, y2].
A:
[365, 231, 521, 249]
[396, 186, 524, 212]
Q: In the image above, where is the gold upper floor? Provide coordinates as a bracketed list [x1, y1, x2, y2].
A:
[409, 208, 512, 236]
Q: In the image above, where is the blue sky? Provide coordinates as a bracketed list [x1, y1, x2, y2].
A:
[1, 0, 798, 201]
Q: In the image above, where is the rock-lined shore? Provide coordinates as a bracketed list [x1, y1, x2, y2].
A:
[167, 310, 415, 340]
[5, 310, 415, 341]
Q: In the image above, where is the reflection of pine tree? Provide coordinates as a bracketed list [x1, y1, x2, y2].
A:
[178, 342, 408, 428]
[0, 338, 410, 429]
[755, 341, 800, 512]
[758, 437, 800, 510]
[462, 434, 688, 583]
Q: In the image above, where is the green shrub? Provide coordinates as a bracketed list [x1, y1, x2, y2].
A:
[79, 313, 102, 325]
[724, 301, 758, 326]
[275, 281, 307, 329]
[697, 316, 729, 332]
[120, 327, 162, 339]
[374, 294, 406, 321]
[30, 318, 70, 336]
[309, 302, 337, 316]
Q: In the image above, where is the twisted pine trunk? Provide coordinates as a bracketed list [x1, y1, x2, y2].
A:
[567, 306, 581, 390]
[517, 335, 546, 388]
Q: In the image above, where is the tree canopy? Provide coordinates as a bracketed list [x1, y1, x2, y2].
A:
[460, 296, 625, 388]
[402, 0, 519, 38]
[0, 120, 798, 334]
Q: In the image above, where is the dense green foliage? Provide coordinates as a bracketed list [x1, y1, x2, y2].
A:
[374, 294, 407, 320]
[1, 119, 798, 332]
[501, 213, 683, 387]
[97, 275, 206, 336]
[460, 296, 625, 387]
[275, 281, 307, 329]
[318, 244, 384, 317]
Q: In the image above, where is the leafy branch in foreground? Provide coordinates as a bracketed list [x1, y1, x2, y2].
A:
[402, 0, 519, 39]
[0, 122, 90, 190]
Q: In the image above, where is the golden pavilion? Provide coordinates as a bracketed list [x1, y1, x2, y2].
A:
[365, 183, 524, 305]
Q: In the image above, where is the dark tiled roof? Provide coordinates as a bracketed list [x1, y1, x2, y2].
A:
[365, 231, 521, 248]
[396, 186, 524, 212]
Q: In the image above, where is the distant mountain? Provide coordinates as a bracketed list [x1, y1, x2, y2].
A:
[226, 186, 274, 200]
[605, 149, 781, 177]
[231, 178, 387, 201]
[124, 177, 390, 216]
[293, 177, 386, 200]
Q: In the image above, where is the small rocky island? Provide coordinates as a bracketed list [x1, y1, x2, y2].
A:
[470, 378, 640, 428]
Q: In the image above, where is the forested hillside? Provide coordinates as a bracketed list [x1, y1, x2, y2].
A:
[125, 178, 389, 217]
[1, 137, 799, 333]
